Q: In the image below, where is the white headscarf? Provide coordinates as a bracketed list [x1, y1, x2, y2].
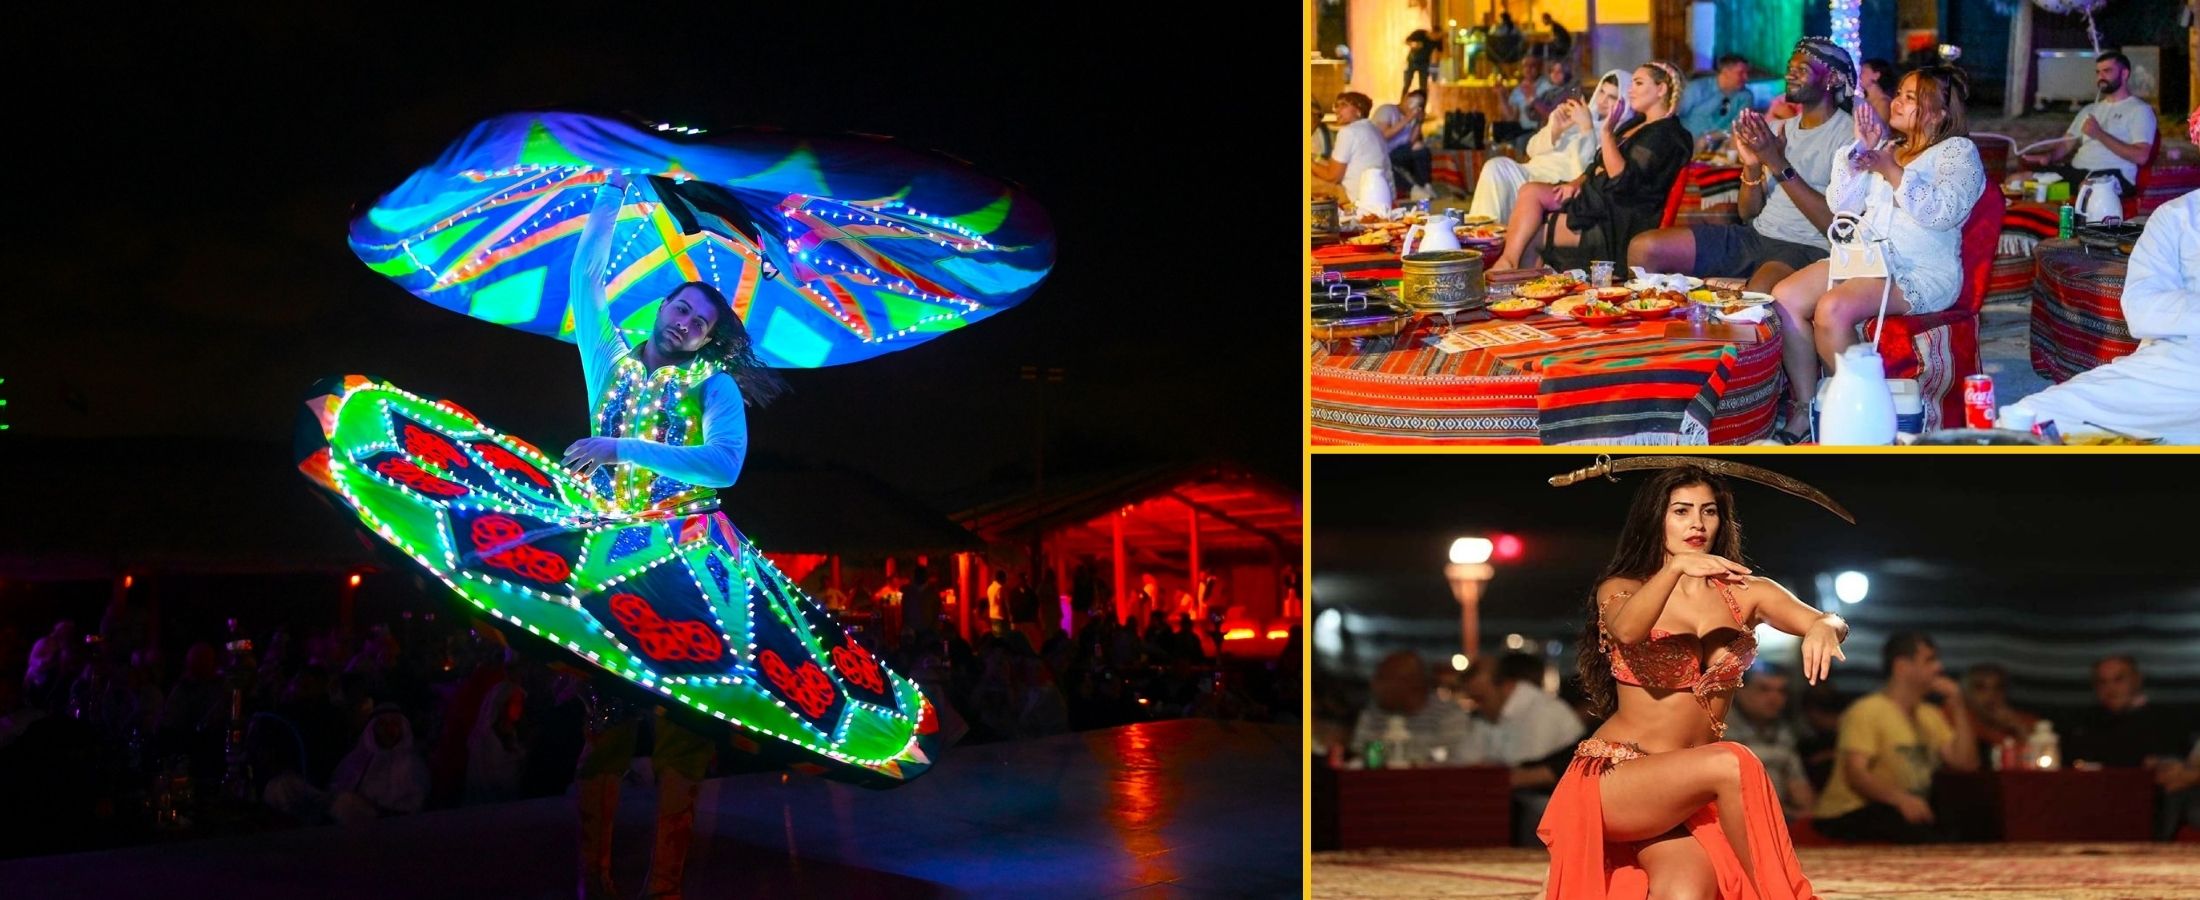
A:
[331, 706, 428, 816]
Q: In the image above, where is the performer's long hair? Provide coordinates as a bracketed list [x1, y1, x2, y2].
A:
[675, 280, 787, 407]
[1576, 466, 1744, 717]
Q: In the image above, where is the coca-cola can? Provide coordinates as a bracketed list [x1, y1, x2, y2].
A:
[1963, 374, 1997, 429]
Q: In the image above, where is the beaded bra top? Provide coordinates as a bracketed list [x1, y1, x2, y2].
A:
[1601, 579, 1756, 739]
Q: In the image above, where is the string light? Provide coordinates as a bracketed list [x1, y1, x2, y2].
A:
[1830, 0, 1861, 69]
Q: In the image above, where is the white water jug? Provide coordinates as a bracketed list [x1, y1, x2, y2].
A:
[1819, 344, 1897, 445]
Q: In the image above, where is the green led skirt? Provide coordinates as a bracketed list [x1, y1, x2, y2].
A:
[298, 375, 941, 787]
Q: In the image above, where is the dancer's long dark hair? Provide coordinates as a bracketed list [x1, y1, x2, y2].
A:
[1576, 465, 1743, 717]
[672, 280, 787, 407]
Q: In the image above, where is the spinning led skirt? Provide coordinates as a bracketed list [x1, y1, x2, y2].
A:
[298, 376, 944, 787]
[348, 111, 1054, 368]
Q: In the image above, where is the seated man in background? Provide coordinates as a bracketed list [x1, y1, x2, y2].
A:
[1812, 631, 1980, 842]
[1372, 90, 1433, 201]
[1350, 650, 1475, 766]
[2064, 655, 2190, 767]
[1629, 38, 1855, 293]
[2002, 107, 2200, 443]
[2014, 52, 2158, 196]
[1312, 92, 1388, 209]
[1961, 662, 2040, 756]
[1493, 55, 1556, 148]
[1727, 662, 1818, 818]
[1679, 53, 1754, 137]
[1461, 652, 1585, 846]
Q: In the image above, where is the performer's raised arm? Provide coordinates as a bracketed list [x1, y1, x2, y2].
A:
[572, 175, 630, 402]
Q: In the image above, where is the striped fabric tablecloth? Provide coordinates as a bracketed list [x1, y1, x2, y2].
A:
[1312, 296, 1783, 446]
[2027, 238, 2136, 383]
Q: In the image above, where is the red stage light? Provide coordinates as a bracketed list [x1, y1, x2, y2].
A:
[1494, 534, 1524, 561]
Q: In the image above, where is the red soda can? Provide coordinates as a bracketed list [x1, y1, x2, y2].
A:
[1963, 374, 1997, 429]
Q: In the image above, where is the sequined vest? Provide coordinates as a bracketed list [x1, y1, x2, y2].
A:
[589, 346, 720, 513]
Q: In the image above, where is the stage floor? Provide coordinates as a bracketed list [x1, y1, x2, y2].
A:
[2, 719, 1302, 899]
[1315, 843, 2200, 899]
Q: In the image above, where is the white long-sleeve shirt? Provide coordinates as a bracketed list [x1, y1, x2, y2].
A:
[568, 183, 748, 490]
[1824, 136, 1985, 314]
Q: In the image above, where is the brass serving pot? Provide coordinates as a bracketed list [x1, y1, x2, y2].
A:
[1398, 250, 1485, 313]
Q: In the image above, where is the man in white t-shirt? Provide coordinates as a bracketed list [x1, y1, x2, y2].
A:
[1459, 653, 1583, 766]
[2005, 106, 2200, 443]
[2018, 52, 2158, 192]
[1629, 38, 1857, 294]
[1313, 91, 1389, 209]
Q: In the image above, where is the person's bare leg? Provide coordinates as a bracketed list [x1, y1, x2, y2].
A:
[1496, 182, 1557, 270]
[1598, 743, 1761, 886]
[1770, 261, 1833, 438]
[1629, 227, 1697, 273]
[1812, 276, 1915, 364]
[576, 773, 622, 900]
[1744, 261, 1797, 295]
[1637, 830, 1719, 900]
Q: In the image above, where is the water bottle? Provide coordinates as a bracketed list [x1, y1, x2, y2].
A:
[1363, 739, 1387, 770]
[1381, 715, 1414, 768]
[2025, 720, 2061, 770]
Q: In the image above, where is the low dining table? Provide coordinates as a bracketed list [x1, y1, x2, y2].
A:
[1311, 244, 1785, 445]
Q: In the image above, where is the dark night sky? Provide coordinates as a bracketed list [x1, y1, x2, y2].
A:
[0, 5, 1300, 499]
[1311, 453, 2200, 706]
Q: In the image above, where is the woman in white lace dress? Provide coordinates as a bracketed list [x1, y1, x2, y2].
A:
[1767, 65, 1986, 441]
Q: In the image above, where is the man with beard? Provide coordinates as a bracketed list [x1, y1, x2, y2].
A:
[2003, 106, 2200, 442]
[2016, 52, 2157, 195]
[1629, 38, 1857, 294]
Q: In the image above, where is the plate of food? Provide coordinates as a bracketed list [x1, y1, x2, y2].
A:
[1687, 288, 1775, 315]
[1344, 230, 1396, 248]
[1625, 275, 1704, 292]
[1517, 275, 1588, 301]
[1455, 224, 1507, 243]
[1460, 214, 1498, 226]
[1623, 295, 1682, 319]
[1592, 286, 1635, 303]
[1547, 294, 1630, 325]
[1488, 297, 1546, 319]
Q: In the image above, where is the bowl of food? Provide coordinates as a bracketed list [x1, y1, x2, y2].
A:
[1623, 296, 1680, 318]
[1489, 297, 1546, 319]
[1572, 298, 1631, 327]
[1593, 286, 1634, 303]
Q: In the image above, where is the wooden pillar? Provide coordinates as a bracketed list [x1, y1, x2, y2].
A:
[1187, 504, 1203, 620]
[956, 552, 973, 641]
[1112, 511, 1128, 626]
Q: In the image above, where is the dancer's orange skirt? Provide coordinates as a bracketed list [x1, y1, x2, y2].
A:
[1536, 740, 1818, 899]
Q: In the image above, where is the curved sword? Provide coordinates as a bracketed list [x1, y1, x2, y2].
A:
[1548, 455, 1856, 524]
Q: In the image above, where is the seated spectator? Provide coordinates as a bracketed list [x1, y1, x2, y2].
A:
[1372, 90, 1433, 201]
[2153, 738, 2200, 840]
[1679, 54, 1754, 137]
[2064, 655, 2190, 767]
[1458, 652, 1583, 766]
[463, 681, 527, 805]
[1797, 682, 1848, 792]
[1960, 662, 2040, 752]
[1493, 55, 1552, 147]
[1630, 38, 1856, 294]
[1469, 70, 1620, 223]
[1766, 65, 1985, 443]
[2002, 107, 2200, 442]
[1491, 63, 1692, 272]
[1350, 651, 1475, 766]
[1812, 631, 1979, 842]
[2011, 52, 2157, 196]
[1726, 662, 1817, 817]
[329, 703, 430, 825]
[1462, 652, 1586, 846]
[1312, 92, 1387, 209]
